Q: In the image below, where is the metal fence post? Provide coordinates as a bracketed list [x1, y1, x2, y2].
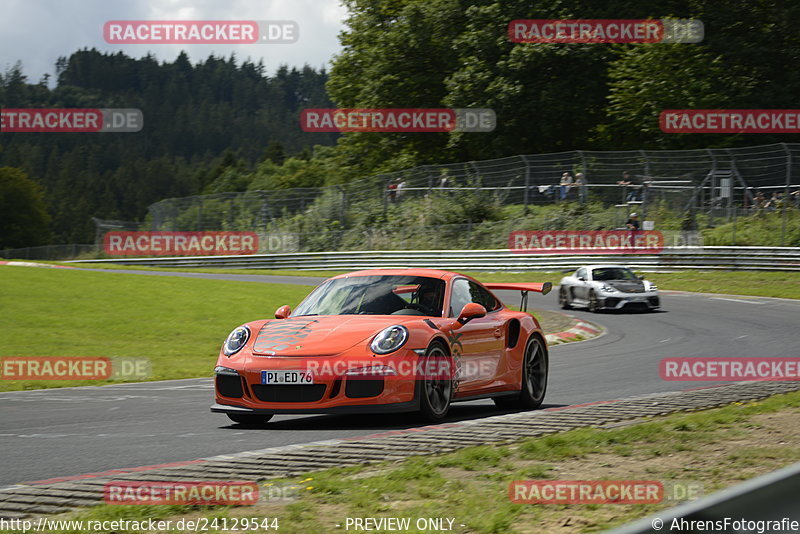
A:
[382, 176, 388, 218]
[640, 150, 649, 219]
[197, 199, 203, 231]
[471, 162, 481, 187]
[782, 143, 791, 246]
[578, 150, 587, 204]
[521, 155, 530, 214]
[338, 185, 346, 226]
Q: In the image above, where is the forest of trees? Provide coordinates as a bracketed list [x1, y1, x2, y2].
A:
[0, 50, 335, 246]
[2, 0, 800, 247]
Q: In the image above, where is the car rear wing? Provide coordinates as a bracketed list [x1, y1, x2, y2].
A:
[483, 282, 552, 312]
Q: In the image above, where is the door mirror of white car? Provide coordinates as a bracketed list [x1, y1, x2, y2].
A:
[578, 276, 586, 281]
[275, 305, 291, 319]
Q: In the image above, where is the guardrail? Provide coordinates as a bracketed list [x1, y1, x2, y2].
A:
[66, 246, 800, 271]
[609, 461, 800, 533]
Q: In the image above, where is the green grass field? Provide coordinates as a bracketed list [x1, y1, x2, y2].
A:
[0, 267, 311, 391]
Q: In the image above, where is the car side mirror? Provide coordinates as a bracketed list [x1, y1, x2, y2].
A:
[457, 302, 487, 325]
[578, 276, 586, 281]
[445, 303, 487, 331]
[638, 275, 644, 280]
[275, 305, 291, 319]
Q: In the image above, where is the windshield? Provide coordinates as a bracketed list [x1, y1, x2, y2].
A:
[592, 268, 638, 281]
[293, 275, 446, 317]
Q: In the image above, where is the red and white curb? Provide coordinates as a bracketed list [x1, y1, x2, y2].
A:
[0, 261, 74, 269]
[545, 317, 604, 345]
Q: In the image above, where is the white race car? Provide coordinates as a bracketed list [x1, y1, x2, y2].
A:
[558, 265, 660, 312]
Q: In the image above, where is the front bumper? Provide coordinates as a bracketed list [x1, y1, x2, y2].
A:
[598, 293, 660, 310]
[211, 399, 419, 415]
[212, 349, 421, 414]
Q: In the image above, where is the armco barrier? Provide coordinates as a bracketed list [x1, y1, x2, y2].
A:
[66, 246, 800, 271]
[608, 461, 800, 533]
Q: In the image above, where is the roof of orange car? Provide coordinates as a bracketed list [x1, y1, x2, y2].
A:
[330, 268, 461, 280]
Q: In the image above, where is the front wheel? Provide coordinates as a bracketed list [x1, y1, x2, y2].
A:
[588, 290, 601, 313]
[494, 335, 548, 410]
[559, 287, 572, 309]
[418, 342, 454, 422]
[226, 413, 273, 426]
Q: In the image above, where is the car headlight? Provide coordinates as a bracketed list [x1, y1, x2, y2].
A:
[223, 325, 250, 356]
[370, 325, 409, 355]
[214, 366, 239, 376]
[599, 285, 615, 292]
[648, 284, 658, 291]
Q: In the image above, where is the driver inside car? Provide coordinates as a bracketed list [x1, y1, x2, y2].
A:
[415, 284, 443, 316]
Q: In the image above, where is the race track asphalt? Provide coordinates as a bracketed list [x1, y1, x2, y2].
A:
[2, 268, 799, 487]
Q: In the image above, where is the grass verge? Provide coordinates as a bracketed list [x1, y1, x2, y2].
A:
[27, 390, 800, 534]
[0, 267, 311, 392]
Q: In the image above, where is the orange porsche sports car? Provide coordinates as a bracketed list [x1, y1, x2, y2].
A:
[211, 269, 551, 424]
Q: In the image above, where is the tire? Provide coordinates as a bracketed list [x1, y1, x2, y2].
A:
[588, 290, 600, 313]
[226, 413, 273, 426]
[493, 335, 548, 410]
[559, 287, 572, 309]
[418, 341, 454, 422]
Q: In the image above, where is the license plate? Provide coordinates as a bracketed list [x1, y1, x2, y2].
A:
[261, 370, 314, 385]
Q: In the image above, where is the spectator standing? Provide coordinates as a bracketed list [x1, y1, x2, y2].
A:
[396, 178, 407, 201]
[754, 191, 766, 210]
[617, 171, 641, 202]
[790, 189, 800, 208]
[559, 172, 573, 200]
[626, 212, 641, 231]
[765, 192, 782, 211]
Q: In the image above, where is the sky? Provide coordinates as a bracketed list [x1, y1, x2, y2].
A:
[0, 0, 348, 83]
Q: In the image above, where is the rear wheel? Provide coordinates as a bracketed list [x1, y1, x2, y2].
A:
[418, 342, 453, 422]
[226, 413, 273, 426]
[559, 287, 572, 309]
[494, 335, 548, 409]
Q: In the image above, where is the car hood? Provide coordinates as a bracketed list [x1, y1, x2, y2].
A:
[250, 315, 419, 357]
[604, 280, 645, 293]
